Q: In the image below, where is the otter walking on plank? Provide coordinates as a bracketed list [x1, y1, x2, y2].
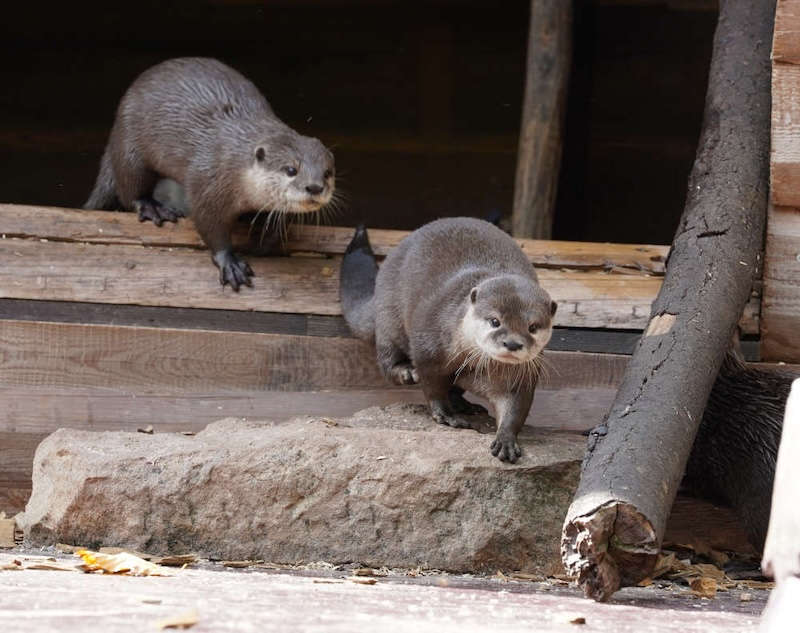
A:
[340, 217, 557, 463]
[84, 57, 335, 290]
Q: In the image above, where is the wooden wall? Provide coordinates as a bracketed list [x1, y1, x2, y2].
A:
[764, 0, 800, 362]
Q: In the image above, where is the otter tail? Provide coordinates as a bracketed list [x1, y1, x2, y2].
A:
[83, 148, 120, 210]
[339, 224, 378, 342]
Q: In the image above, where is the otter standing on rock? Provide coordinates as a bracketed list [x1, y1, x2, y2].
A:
[84, 57, 335, 290]
[340, 217, 557, 463]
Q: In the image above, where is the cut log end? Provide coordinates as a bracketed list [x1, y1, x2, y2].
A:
[562, 501, 658, 602]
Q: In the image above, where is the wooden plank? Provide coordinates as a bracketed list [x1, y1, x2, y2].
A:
[512, 0, 572, 239]
[771, 62, 800, 206]
[762, 205, 800, 361]
[0, 237, 668, 329]
[0, 204, 669, 273]
[773, 0, 800, 64]
[0, 319, 631, 393]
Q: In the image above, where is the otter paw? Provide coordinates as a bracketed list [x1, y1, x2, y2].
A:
[213, 250, 254, 291]
[490, 435, 522, 463]
[448, 390, 488, 415]
[389, 363, 418, 385]
[133, 197, 185, 227]
[430, 408, 473, 429]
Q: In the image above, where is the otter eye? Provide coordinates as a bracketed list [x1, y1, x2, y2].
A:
[324, 169, 333, 179]
[488, 318, 500, 328]
[256, 147, 265, 162]
[283, 166, 298, 177]
[529, 324, 538, 334]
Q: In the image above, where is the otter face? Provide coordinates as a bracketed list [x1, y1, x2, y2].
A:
[248, 134, 335, 213]
[461, 276, 557, 365]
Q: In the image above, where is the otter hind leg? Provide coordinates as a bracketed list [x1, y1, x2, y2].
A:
[133, 196, 185, 226]
[448, 386, 489, 416]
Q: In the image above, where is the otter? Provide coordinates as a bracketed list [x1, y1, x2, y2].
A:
[684, 349, 799, 552]
[340, 217, 557, 463]
[84, 57, 335, 290]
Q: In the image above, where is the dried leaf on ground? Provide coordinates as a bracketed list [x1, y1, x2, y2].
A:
[569, 616, 587, 625]
[156, 610, 198, 630]
[690, 576, 718, 598]
[76, 549, 174, 576]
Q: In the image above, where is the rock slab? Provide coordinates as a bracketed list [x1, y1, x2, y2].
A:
[21, 404, 583, 574]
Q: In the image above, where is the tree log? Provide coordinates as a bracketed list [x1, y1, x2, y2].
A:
[759, 379, 800, 632]
[511, 0, 572, 239]
[561, 0, 773, 601]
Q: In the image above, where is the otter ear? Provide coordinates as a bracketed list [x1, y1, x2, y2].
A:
[470, 288, 477, 304]
[256, 147, 265, 162]
[550, 300, 558, 316]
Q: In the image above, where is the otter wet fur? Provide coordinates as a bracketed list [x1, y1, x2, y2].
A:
[84, 57, 336, 290]
[340, 217, 557, 463]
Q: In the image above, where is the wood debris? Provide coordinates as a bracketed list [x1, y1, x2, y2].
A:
[153, 554, 196, 567]
[0, 514, 15, 548]
[137, 424, 154, 434]
[346, 576, 377, 585]
[569, 616, 587, 625]
[222, 559, 264, 568]
[156, 609, 199, 630]
[689, 576, 718, 598]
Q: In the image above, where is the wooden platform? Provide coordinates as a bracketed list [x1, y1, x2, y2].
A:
[0, 204, 764, 554]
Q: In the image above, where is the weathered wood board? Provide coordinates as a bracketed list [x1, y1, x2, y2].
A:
[762, 205, 800, 361]
[766, 2, 800, 360]
[0, 204, 761, 332]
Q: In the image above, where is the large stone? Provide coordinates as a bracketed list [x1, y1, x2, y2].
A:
[21, 404, 583, 574]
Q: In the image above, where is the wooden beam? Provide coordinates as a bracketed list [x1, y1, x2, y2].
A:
[762, 205, 800, 361]
[773, 0, 800, 64]
[0, 204, 670, 271]
[512, 0, 572, 239]
[0, 319, 631, 393]
[770, 62, 800, 206]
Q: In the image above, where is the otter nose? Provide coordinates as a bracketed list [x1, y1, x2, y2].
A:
[503, 340, 523, 352]
[306, 184, 324, 196]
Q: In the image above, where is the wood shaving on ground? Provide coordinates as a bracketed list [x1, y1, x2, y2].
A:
[222, 560, 264, 568]
[568, 617, 587, 625]
[76, 549, 175, 576]
[346, 576, 378, 585]
[153, 554, 197, 567]
[689, 576, 718, 598]
[156, 610, 199, 630]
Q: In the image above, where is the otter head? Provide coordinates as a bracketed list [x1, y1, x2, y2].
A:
[461, 276, 557, 365]
[247, 133, 335, 213]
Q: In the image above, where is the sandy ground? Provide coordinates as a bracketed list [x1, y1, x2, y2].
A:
[0, 550, 768, 633]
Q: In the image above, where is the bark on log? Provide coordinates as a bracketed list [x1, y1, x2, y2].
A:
[511, 0, 572, 239]
[759, 379, 800, 632]
[561, 0, 774, 602]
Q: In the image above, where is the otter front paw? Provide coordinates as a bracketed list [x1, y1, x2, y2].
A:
[213, 250, 254, 291]
[430, 401, 472, 429]
[389, 362, 418, 385]
[490, 434, 522, 463]
[133, 196, 185, 227]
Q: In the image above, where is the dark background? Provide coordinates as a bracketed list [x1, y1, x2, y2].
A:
[0, 0, 716, 244]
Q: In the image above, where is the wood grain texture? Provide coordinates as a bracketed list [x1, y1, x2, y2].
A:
[773, 0, 800, 64]
[0, 204, 669, 271]
[0, 319, 631, 393]
[762, 205, 800, 361]
[0, 236, 668, 329]
[771, 61, 800, 206]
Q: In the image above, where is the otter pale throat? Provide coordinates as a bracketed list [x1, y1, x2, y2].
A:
[84, 57, 336, 290]
[339, 217, 557, 463]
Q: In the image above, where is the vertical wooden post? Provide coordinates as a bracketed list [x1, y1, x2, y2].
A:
[511, 0, 572, 239]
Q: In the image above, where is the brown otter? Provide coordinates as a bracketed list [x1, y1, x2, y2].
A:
[340, 217, 557, 463]
[84, 57, 335, 290]
[684, 350, 799, 551]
